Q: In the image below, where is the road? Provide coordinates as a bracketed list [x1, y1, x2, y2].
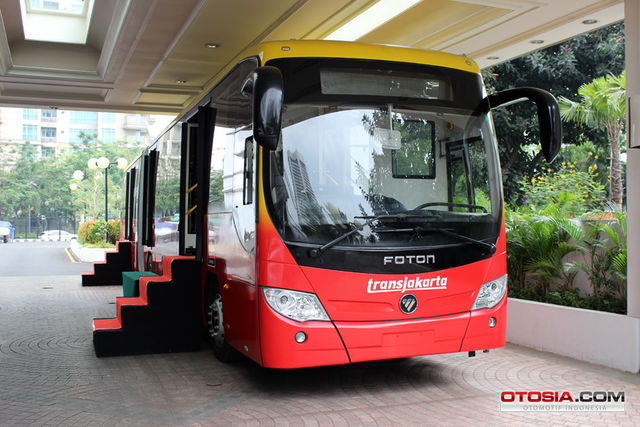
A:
[0, 241, 91, 276]
[1, 243, 640, 424]
[2, 272, 640, 425]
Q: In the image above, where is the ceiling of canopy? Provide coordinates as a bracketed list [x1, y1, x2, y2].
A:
[0, 0, 624, 114]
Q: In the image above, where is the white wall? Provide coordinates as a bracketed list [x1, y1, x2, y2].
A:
[507, 298, 640, 372]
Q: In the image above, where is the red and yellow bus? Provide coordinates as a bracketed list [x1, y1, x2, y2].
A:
[122, 40, 560, 368]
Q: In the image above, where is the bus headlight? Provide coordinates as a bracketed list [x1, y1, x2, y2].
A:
[472, 275, 507, 310]
[262, 287, 330, 322]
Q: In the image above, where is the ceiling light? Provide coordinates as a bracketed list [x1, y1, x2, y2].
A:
[582, 19, 598, 25]
[175, 79, 188, 84]
[204, 43, 219, 49]
[325, 0, 421, 41]
[530, 40, 544, 44]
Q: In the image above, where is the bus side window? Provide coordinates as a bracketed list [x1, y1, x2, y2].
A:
[243, 136, 254, 205]
[446, 141, 473, 208]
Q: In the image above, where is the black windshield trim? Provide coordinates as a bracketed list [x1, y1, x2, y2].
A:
[284, 240, 490, 252]
[283, 241, 498, 274]
[266, 57, 484, 110]
[261, 56, 501, 274]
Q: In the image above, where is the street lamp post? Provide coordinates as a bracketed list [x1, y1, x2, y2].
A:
[87, 156, 128, 241]
[70, 170, 84, 233]
[27, 181, 37, 239]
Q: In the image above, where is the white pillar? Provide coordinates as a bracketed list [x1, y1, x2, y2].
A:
[626, 0, 640, 317]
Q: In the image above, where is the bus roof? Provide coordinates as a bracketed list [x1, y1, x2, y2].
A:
[173, 40, 481, 140]
[249, 40, 480, 74]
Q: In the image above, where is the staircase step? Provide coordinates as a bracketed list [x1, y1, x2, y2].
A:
[93, 318, 121, 331]
[82, 241, 133, 287]
[92, 256, 201, 357]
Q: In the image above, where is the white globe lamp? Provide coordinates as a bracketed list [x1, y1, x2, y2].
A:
[116, 157, 128, 170]
[96, 157, 110, 169]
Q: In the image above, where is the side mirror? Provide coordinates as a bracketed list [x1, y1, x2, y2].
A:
[484, 87, 562, 162]
[251, 66, 284, 151]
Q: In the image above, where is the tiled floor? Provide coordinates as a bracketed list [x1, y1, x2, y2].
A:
[1, 275, 638, 426]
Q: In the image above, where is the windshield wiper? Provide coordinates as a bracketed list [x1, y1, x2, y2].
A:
[307, 214, 494, 258]
[354, 213, 436, 220]
[370, 224, 496, 253]
[308, 213, 427, 258]
[419, 226, 496, 253]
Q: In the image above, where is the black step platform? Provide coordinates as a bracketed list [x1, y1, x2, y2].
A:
[81, 241, 133, 287]
[92, 256, 202, 357]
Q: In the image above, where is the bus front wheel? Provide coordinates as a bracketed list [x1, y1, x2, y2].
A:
[206, 284, 238, 362]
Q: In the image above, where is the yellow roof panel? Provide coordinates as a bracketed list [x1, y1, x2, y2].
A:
[250, 40, 480, 74]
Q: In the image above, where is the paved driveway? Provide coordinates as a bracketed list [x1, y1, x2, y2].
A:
[1, 274, 639, 426]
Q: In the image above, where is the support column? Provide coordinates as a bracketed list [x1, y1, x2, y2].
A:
[626, 0, 640, 317]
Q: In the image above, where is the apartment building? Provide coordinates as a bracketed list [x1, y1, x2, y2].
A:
[0, 107, 170, 170]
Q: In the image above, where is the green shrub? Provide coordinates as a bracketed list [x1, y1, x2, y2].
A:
[507, 208, 627, 314]
[84, 241, 116, 249]
[519, 160, 605, 216]
[506, 209, 582, 292]
[78, 219, 121, 244]
[572, 212, 627, 299]
[87, 220, 108, 244]
[107, 220, 120, 244]
[77, 220, 96, 244]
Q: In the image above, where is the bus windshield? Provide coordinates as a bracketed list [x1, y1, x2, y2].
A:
[266, 59, 502, 254]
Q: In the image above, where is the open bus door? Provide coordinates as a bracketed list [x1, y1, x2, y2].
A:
[179, 106, 215, 262]
[140, 150, 158, 271]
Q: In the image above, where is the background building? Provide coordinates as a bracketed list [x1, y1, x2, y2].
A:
[0, 107, 173, 170]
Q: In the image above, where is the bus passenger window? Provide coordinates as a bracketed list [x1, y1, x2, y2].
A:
[243, 137, 254, 205]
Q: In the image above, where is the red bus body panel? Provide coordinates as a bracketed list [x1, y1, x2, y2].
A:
[258, 296, 350, 369]
[248, 201, 507, 369]
[460, 292, 507, 351]
[335, 313, 470, 363]
[222, 276, 261, 363]
[300, 253, 505, 322]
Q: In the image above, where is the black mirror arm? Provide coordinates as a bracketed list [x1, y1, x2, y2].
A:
[481, 87, 562, 163]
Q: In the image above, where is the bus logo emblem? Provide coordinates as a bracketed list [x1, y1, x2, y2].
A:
[399, 294, 418, 314]
[384, 255, 435, 265]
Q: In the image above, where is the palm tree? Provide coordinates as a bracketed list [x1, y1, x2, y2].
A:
[558, 72, 626, 211]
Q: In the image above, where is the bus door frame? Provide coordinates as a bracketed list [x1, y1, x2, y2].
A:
[179, 105, 215, 263]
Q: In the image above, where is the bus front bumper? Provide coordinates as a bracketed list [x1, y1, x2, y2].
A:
[258, 292, 506, 369]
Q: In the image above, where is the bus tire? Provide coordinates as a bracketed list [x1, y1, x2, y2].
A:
[205, 282, 238, 362]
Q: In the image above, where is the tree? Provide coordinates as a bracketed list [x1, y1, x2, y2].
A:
[0, 137, 139, 226]
[483, 22, 625, 204]
[558, 72, 626, 211]
[65, 140, 139, 220]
